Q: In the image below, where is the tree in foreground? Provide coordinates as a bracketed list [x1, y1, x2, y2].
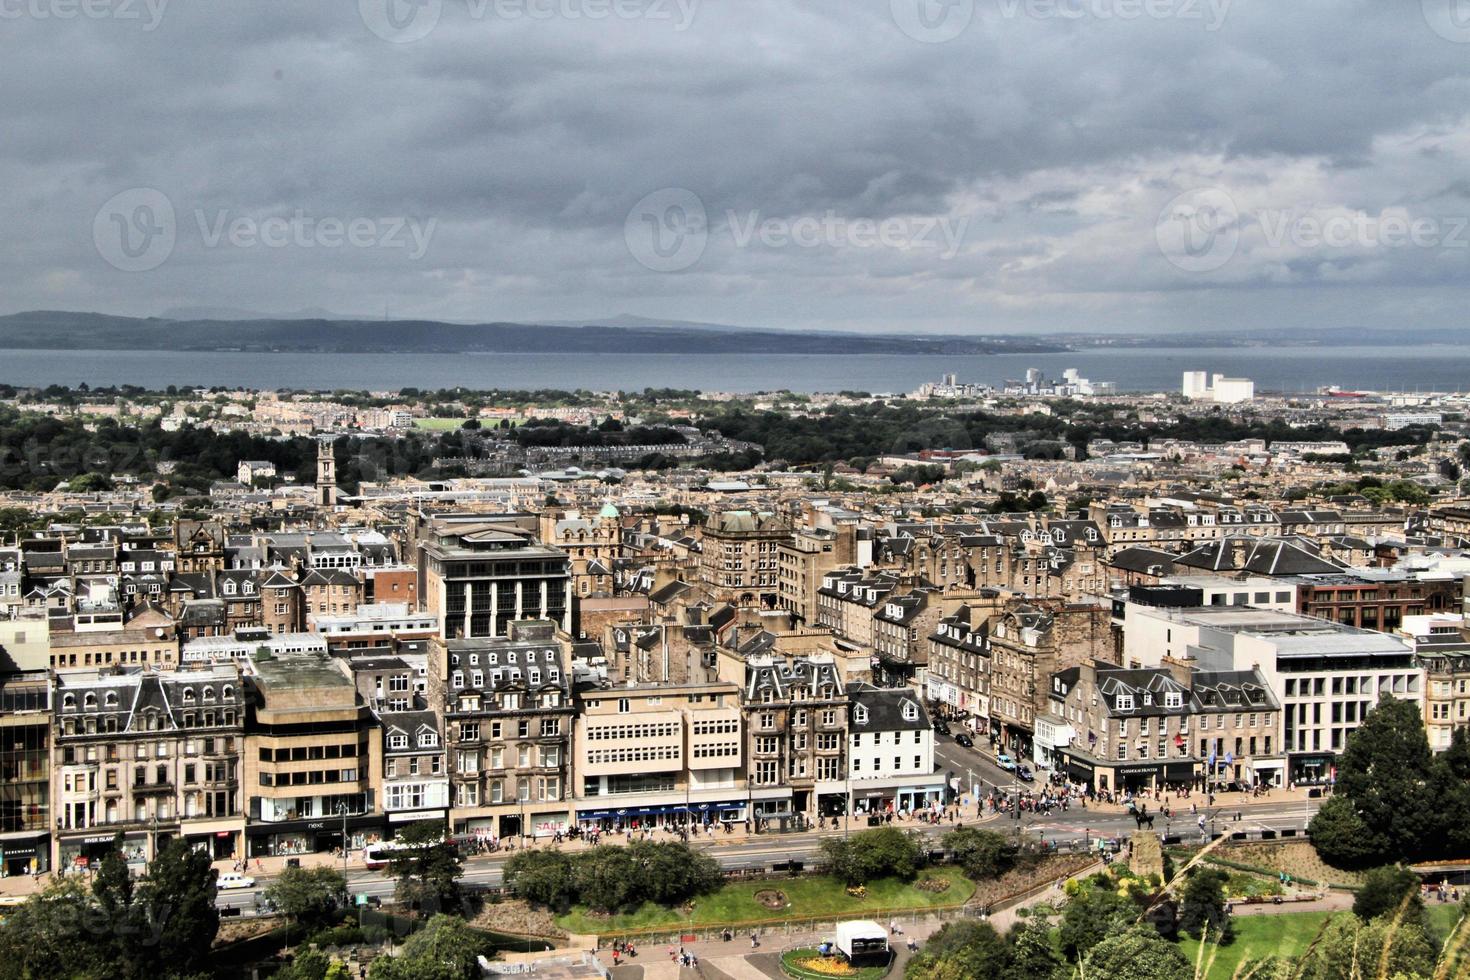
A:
[1306, 795, 1385, 869]
[0, 837, 220, 980]
[1311, 696, 1442, 866]
[1079, 926, 1193, 980]
[266, 865, 349, 932]
[386, 819, 465, 914]
[133, 837, 222, 977]
[1003, 918, 1066, 980]
[942, 826, 1018, 880]
[368, 914, 484, 980]
[1352, 864, 1423, 926]
[819, 826, 922, 886]
[1058, 885, 1136, 963]
[503, 849, 575, 912]
[1177, 868, 1233, 944]
[903, 920, 1009, 979]
[1292, 913, 1437, 980]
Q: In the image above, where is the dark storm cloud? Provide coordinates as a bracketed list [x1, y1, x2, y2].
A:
[1, 0, 1469, 333]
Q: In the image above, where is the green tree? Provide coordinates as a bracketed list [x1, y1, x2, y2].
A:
[1310, 697, 1441, 866]
[276, 947, 335, 980]
[503, 849, 575, 911]
[1081, 926, 1193, 980]
[386, 820, 465, 914]
[368, 914, 484, 980]
[571, 845, 637, 912]
[1306, 795, 1385, 868]
[0, 879, 109, 979]
[1059, 885, 1136, 962]
[903, 920, 1010, 979]
[266, 865, 348, 931]
[1178, 868, 1233, 944]
[1002, 919, 1064, 980]
[1294, 914, 1437, 980]
[626, 840, 722, 906]
[942, 827, 1017, 880]
[819, 827, 922, 886]
[133, 837, 221, 977]
[1352, 865, 1423, 925]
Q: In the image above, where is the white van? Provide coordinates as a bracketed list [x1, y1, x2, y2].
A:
[216, 872, 256, 890]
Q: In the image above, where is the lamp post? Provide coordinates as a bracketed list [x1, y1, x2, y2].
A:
[336, 802, 349, 907]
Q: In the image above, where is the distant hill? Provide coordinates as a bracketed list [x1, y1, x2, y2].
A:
[0, 311, 1067, 356]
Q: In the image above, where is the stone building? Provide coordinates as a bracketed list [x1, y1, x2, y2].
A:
[53, 664, 244, 871]
[432, 621, 575, 841]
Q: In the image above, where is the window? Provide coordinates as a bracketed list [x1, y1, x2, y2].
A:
[388, 734, 409, 750]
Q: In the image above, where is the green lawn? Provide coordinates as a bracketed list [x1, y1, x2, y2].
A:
[555, 867, 975, 935]
[1178, 904, 1467, 978]
[412, 417, 469, 430]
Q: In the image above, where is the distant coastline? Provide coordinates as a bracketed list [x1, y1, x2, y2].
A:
[0, 311, 1066, 357]
[1, 345, 1466, 395]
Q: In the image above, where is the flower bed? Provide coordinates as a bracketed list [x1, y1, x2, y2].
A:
[780, 948, 892, 980]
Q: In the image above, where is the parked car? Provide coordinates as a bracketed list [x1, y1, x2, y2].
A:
[1017, 765, 1035, 782]
[932, 720, 952, 736]
[217, 872, 256, 890]
[996, 753, 1017, 771]
[954, 732, 974, 748]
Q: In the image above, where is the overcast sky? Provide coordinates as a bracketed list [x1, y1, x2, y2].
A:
[3, 0, 1470, 335]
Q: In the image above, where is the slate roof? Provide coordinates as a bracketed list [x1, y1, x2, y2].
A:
[847, 682, 929, 732]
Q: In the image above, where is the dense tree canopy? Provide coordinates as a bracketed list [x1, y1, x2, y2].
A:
[1081, 927, 1194, 980]
[1309, 697, 1469, 866]
[504, 841, 720, 914]
[386, 820, 465, 914]
[819, 827, 923, 886]
[0, 836, 218, 980]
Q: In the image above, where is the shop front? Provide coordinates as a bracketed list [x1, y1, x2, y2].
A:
[1033, 715, 1075, 774]
[0, 832, 49, 876]
[1248, 758, 1286, 788]
[58, 830, 150, 874]
[1163, 761, 1197, 788]
[816, 780, 848, 819]
[575, 798, 750, 833]
[1111, 762, 1165, 792]
[848, 773, 948, 817]
[246, 813, 387, 859]
[1063, 754, 1096, 788]
[529, 811, 570, 838]
[1288, 753, 1335, 787]
[181, 818, 241, 861]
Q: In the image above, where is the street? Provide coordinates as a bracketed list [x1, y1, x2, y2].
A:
[213, 788, 1323, 914]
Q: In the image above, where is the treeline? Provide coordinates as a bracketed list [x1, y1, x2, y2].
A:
[0, 409, 443, 492]
[503, 840, 722, 914]
[702, 403, 1438, 467]
[509, 419, 689, 448]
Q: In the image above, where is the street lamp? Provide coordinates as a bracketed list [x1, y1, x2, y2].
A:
[336, 802, 350, 906]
